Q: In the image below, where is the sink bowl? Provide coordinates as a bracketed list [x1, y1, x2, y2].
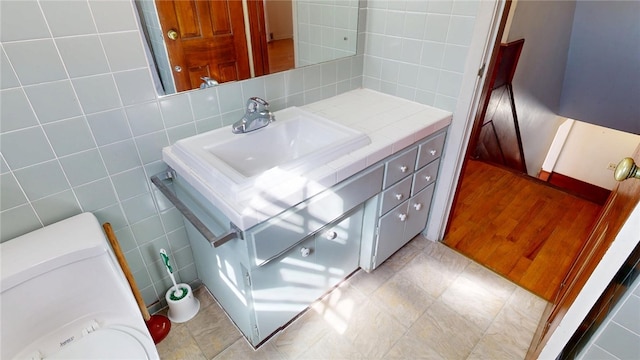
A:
[165, 107, 370, 201]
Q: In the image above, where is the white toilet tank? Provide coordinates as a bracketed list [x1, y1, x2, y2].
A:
[0, 213, 159, 359]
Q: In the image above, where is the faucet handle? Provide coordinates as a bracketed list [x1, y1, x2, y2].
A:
[247, 97, 269, 112]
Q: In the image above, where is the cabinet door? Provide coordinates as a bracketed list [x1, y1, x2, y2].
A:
[251, 236, 322, 343]
[404, 185, 435, 240]
[316, 207, 364, 288]
[375, 201, 409, 268]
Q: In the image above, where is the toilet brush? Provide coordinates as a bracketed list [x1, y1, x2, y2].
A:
[102, 223, 171, 344]
[159, 249, 186, 300]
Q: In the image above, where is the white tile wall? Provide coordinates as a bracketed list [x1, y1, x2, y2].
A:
[0, 0, 365, 311]
[362, 0, 479, 112]
[296, 0, 359, 67]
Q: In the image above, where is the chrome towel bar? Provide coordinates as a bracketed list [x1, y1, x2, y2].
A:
[150, 168, 239, 248]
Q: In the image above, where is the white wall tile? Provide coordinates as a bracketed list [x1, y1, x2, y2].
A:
[86, 109, 132, 146]
[0, 89, 38, 131]
[0, 1, 50, 42]
[72, 75, 122, 114]
[58, 149, 108, 187]
[114, 69, 157, 106]
[0, 127, 55, 169]
[0, 47, 20, 89]
[24, 80, 83, 123]
[13, 160, 70, 201]
[3, 40, 67, 85]
[447, 16, 475, 46]
[101, 32, 148, 71]
[56, 35, 109, 78]
[43, 117, 95, 157]
[89, 0, 138, 32]
[40, 0, 97, 36]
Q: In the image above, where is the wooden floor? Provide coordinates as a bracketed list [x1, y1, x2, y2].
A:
[268, 38, 294, 74]
[444, 160, 602, 301]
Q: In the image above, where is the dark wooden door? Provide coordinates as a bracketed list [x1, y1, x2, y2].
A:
[156, 0, 251, 91]
[526, 143, 640, 358]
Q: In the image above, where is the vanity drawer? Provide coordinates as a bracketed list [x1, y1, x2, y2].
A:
[416, 132, 445, 169]
[383, 147, 418, 189]
[249, 164, 384, 266]
[412, 159, 440, 195]
[380, 176, 412, 215]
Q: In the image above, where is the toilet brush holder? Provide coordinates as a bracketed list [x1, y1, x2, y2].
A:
[165, 283, 200, 323]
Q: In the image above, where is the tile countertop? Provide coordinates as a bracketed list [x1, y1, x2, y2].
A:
[162, 89, 452, 231]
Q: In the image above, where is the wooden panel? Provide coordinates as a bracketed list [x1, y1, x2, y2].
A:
[208, 0, 231, 34]
[547, 171, 611, 205]
[526, 143, 640, 359]
[174, 0, 201, 38]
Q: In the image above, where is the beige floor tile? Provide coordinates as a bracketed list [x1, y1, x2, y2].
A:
[297, 331, 365, 359]
[193, 285, 215, 309]
[155, 324, 207, 360]
[339, 298, 407, 358]
[479, 300, 545, 358]
[311, 282, 368, 335]
[372, 272, 434, 328]
[410, 301, 484, 359]
[385, 331, 446, 359]
[399, 249, 469, 298]
[439, 264, 515, 331]
[467, 336, 522, 360]
[186, 302, 242, 359]
[348, 265, 396, 295]
[213, 338, 286, 360]
[506, 287, 548, 325]
[272, 309, 331, 359]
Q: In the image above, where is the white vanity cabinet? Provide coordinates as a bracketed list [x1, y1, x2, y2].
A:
[361, 130, 446, 271]
[172, 164, 383, 347]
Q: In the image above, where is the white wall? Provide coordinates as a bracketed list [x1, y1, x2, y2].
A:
[549, 120, 640, 190]
[560, 0, 640, 135]
[505, 0, 577, 176]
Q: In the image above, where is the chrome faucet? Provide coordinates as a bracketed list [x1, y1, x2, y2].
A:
[232, 97, 275, 134]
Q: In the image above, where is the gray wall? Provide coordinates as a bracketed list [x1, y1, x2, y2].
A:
[505, 0, 577, 176]
[559, 0, 640, 135]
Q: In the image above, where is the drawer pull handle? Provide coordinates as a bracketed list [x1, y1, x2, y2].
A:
[398, 213, 407, 222]
[325, 231, 338, 240]
[413, 203, 423, 211]
[429, 149, 437, 156]
[425, 175, 432, 181]
[395, 193, 403, 201]
[300, 247, 311, 257]
[400, 165, 408, 173]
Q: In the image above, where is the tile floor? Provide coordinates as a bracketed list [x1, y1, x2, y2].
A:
[156, 236, 548, 359]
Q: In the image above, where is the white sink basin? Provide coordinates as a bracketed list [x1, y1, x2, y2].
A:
[166, 107, 370, 201]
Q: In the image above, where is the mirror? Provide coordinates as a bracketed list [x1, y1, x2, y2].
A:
[135, 0, 360, 95]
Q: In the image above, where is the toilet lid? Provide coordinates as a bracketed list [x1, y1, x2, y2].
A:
[48, 328, 151, 359]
